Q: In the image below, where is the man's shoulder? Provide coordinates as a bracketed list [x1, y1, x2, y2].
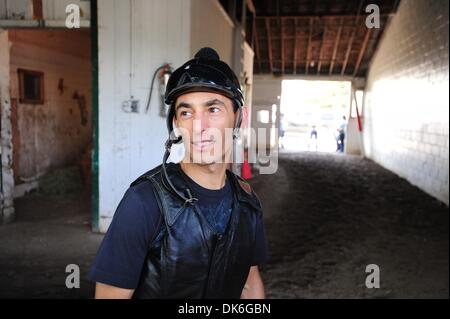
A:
[130, 164, 164, 187]
[228, 170, 262, 212]
[117, 168, 163, 220]
[233, 173, 254, 196]
[124, 165, 166, 208]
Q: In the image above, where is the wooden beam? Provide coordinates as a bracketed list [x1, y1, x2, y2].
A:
[228, 0, 237, 22]
[341, 0, 364, 76]
[329, 18, 343, 75]
[293, 18, 299, 74]
[317, 26, 327, 74]
[255, 14, 392, 20]
[305, 18, 313, 75]
[241, 0, 247, 34]
[341, 23, 357, 76]
[253, 17, 262, 73]
[247, 0, 256, 14]
[353, 27, 373, 76]
[281, 19, 284, 74]
[265, 18, 274, 74]
[258, 36, 342, 41]
[276, 0, 280, 28]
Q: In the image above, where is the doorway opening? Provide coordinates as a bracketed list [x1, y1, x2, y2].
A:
[279, 80, 351, 153]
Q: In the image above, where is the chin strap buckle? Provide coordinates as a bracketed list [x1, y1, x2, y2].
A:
[185, 189, 198, 205]
[165, 139, 173, 151]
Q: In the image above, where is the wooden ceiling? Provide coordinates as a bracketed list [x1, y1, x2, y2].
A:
[220, 0, 400, 77]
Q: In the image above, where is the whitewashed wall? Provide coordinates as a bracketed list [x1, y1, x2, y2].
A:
[252, 75, 282, 150]
[190, 0, 234, 65]
[0, 0, 90, 23]
[42, 0, 90, 20]
[0, 0, 32, 19]
[97, 0, 191, 232]
[363, 0, 449, 205]
[241, 41, 254, 144]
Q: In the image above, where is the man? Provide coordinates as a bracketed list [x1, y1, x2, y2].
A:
[337, 116, 347, 153]
[309, 125, 318, 152]
[89, 47, 268, 299]
[279, 113, 286, 149]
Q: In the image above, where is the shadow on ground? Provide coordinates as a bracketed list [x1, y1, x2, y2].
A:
[252, 152, 449, 298]
[0, 190, 102, 298]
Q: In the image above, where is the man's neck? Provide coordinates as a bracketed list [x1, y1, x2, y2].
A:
[180, 161, 228, 190]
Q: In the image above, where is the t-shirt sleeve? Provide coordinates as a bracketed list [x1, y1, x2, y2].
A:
[88, 182, 161, 289]
[251, 212, 269, 267]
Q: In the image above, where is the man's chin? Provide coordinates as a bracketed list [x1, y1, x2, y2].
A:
[188, 153, 224, 165]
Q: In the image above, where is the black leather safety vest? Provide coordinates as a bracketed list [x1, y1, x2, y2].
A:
[131, 163, 262, 299]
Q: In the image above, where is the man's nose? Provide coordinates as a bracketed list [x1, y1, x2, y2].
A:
[193, 112, 210, 132]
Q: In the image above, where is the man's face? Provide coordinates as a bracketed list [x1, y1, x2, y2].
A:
[174, 91, 236, 165]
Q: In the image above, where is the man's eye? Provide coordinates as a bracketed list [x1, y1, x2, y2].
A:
[180, 111, 191, 117]
[209, 107, 220, 113]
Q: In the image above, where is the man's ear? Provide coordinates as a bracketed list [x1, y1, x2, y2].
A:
[173, 118, 181, 137]
[240, 105, 249, 129]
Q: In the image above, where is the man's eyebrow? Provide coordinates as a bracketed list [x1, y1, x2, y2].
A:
[175, 102, 192, 110]
[176, 98, 226, 110]
[204, 98, 226, 107]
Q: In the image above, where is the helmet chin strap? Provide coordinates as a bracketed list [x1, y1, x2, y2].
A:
[162, 136, 198, 205]
[233, 104, 243, 140]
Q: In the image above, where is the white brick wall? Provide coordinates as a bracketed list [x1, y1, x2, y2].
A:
[363, 0, 449, 205]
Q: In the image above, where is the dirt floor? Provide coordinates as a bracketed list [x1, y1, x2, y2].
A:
[253, 152, 449, 298]
[0, 152, 448, 298]
[0, 190, 102, 298]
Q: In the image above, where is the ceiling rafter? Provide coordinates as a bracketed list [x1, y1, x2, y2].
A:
[265, 17, 274, 74]
[317, 24, 327, 74]
[353, 27, 373, 76]
[329, 18, 344, 75]
[234, 0, 399, 76]
[341, 0, 365, 75]
[293, 18, 299, 74]
[253, 18, 262, 73]
[305, 17, 313, 75]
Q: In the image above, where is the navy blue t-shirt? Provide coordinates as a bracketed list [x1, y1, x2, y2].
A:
[89, 168, 268, 289]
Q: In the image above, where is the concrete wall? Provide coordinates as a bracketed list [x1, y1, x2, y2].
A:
[0, 0, 33, 19]
[363, 0, 449, 205]
[97, 0, 251, 232]
[0, 29, 14, 224]
[0, 0, 90, 27]
[252, 75, 282, 150]
[346, 117, 362, 155]
[42, 0, 91, 20]
[190, 0, 234, 65]
[241, 41, 255, 145]
[97, 0, 191, 232]
[8, 29, 91, 181]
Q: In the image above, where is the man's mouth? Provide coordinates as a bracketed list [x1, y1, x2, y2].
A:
[191, 139, 215, 151]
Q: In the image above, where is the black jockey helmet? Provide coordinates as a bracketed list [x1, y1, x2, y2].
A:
[165, 47, 244, 141]
[161, 47, 244, 204]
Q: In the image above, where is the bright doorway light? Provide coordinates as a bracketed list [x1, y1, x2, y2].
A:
[279, 80, 351, 152]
